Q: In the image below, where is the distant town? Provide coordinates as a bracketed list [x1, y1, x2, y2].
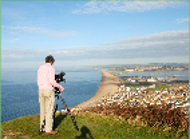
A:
[119, 75, 188, 85]
[90, 63, 189, 83]
[109, 65, 188, 72]
[91, 63, 189, 72]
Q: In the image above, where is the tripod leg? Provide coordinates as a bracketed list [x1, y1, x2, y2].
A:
[39, 118, 46, 134]
[67, 109, 79, 132]
[59, 94, 79, 132]
[53, 104, 58, 130]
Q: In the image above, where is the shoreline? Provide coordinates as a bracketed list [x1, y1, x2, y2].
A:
[74, 69, 120, 109]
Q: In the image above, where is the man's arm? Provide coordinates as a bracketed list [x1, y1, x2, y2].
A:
[48, 67, 64, 89]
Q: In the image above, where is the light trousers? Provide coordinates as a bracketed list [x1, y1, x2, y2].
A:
[39, 88, 55, 132]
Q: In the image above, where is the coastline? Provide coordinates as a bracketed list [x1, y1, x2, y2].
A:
[74, 69, 120, 109]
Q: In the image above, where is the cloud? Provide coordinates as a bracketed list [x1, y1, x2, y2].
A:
[176, 18, 189, 24]
[3, 26, 76, 37]
[9, 31, 20, 35]
[72, 1, 188, 14]
[3, 38, 21, 43]
[101, 30, 189, 57]
[102, 30, 189, 45]
[2, 30, 189, 64]
[2, 48, 46, 61]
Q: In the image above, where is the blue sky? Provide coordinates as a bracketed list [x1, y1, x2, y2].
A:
[1, 1, 189, 69]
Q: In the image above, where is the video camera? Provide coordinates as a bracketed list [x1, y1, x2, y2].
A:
[54, 71, 66, 96]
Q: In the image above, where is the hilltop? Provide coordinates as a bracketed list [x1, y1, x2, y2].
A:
[2, 110, 188, 139]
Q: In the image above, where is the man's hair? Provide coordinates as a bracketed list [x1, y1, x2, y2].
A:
[45, 55, 55, 64]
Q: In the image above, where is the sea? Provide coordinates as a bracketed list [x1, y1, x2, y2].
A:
[1, 68, 102, 123]
[1, 68, 189, 123]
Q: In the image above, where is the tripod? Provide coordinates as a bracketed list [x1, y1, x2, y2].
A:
[56, 93, 79, 132]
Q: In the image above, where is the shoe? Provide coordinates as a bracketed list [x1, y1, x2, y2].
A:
[46, 130, 58, 135]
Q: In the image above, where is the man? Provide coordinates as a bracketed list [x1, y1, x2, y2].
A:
[37, 55, 64, 135]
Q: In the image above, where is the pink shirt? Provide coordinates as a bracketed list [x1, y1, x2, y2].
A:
[37, 63, 62, 90]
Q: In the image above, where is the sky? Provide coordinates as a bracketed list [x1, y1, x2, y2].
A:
[1, 1, 189, 69]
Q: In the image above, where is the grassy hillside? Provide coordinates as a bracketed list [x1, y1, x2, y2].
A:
[1, 112, 187, 139]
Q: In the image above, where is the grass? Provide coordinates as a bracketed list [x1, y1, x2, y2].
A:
[125, 83, 151, 88]
[146, 85, 171, 91]
[1, 112, 186, 139]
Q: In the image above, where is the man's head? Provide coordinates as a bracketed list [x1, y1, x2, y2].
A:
[45, 55, 55, 65]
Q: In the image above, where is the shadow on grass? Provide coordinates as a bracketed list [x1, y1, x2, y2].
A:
[75, 126, 94, 139]
[53, 114, 67, 130]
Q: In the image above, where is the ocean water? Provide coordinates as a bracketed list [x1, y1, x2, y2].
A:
[1, 68, 102, 123]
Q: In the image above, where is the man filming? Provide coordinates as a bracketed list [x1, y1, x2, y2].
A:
[37, 55, 65, 135]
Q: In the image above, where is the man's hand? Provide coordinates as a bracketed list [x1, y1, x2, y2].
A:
[60, 87, 65, 91]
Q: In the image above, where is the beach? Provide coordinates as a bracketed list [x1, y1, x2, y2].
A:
[75, 69, 120, 109]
